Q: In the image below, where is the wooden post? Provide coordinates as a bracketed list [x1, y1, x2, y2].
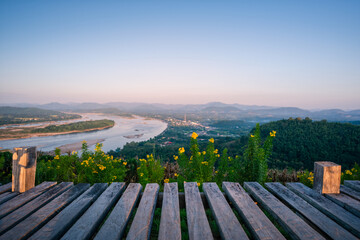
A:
[313, 161, 341, 194]
[12, 147, 37, 193]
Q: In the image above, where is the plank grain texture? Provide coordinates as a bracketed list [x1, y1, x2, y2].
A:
[266, 182, 357, 240]
[0, 182, 73, 235]
[185, 182, 213, 240]
[126, 183, 160, 240]
[61, 182, 126, 240]
[325, 193, 360, 218]
[29, 183, 107, 240]
[223, 182, 285, 240]
[158, 182, 181, 240]
[0, 182, 12, 194]
[94, 183, 142, 240]
[244, 182, 325, 240]
[203, 182, 248, 240]
[0, 181, 57, 218]
[0, 183, 90, 240]
[341, 185, 360, 201]
[0, 191, 18, 205]
[287, 182, 360, 237]
[344, 180, 360, 192]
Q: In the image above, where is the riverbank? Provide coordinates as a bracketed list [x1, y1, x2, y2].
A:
[0, 124, 114, 141]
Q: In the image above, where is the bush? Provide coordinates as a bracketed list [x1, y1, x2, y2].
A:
[36, 142, 127, 184]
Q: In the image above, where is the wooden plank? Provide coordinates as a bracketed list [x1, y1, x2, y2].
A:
[0, 182, 12, 194]
[244, 182, 324, 240]
[158, 182, 181, 240]
[287, 182, 360, 237]
[94, 183, 142, 240]
[203, 182, 248, 240]
[266, 182, 357, 240]
[313, 162, 341, 194]
[0, 192, 19, 205]
[0, 183, 89, 240]
[0, 181, 57, 218]
[12, 147, 37, 192]
[344, 180, 360, 192]
[223, 182, 285, 240]
[184, 182, 213, 240]
[126, 183, 160, 240]
[341, 185, 360, 201]
[325, 193, 360, 218]
[0, 182, 73, 235]
[29, 183, 107, 240]
[61, 182, 126, 240]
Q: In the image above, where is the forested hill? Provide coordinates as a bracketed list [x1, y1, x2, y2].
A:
[259, 118, 360, 170]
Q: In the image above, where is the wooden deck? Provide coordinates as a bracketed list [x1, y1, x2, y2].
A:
[0, 180, 359, 240]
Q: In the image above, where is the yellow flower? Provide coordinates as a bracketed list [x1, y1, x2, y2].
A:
[93, 170, 98, 174]
[250, 134, 255, 138]
[270, 130, 276, 137]
[197, 182, 200, 187]
[191, 132, 198, 139]
[214, 149, 218, 154]
[201, 161, 208, 165]
[202, 151, 206, 155]
[146, 155, 150, 159]
[123, 162, 127, 166]
[209, 138, 214, 143]
[137, 167, 141, 170]
[179, 147, 185, 154]
[174, 155, 178, 161]
[54, 155, 60, 160]
[198, 152, 201, 156]
[140, 173, 144, 177]
[174, 173, 178, 177]
[164, 179, 170, 183]
[113, 176, 117, 179]
[99, 165, 106, 171]
[215, 171, 218, 174]
[346, 170, 352, 175]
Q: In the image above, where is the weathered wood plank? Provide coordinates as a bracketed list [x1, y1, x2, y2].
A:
[325, 193, 360, 218]
[0, 192, 18, 205]
[223, 182, 285, 240]
[61, 182, 126, 240]
[344, 180, 360, 192]
[0, 182, 73, 235]
[158, 182, 181, 240]
[0, 181, 57, 218]
[29, 183, 107, 240]
[0, 182, 12, 194]
[341, 185, 360, 201]
[12, 147, 37, 192]
[94, 183, 142, 240]
[244, 182, 324, 240]
[313, 161, 341, 194]
[126, 183, 160, 240]
[287, 182, 360, 237]
[184, 182, 213, 240]
[266, 182, 357, 240]
[0, 183, 89, 240]
[203, 182, 248, 240]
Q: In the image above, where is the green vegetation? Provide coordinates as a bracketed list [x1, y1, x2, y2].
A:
[259, 118, 360, 170]
[36, 142, 127, 184]
[31, 119, 114, 133]
[0, 106, 80, 125]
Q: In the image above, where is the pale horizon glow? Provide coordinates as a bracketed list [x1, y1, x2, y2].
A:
[1, 1, 359, 110]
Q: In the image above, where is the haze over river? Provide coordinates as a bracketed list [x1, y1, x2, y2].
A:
[0, 114, 167, 152]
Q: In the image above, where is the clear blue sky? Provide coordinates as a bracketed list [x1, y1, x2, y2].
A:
[1, 1, 359, 109]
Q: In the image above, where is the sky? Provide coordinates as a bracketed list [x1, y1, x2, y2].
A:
[0, 1, 359, 110]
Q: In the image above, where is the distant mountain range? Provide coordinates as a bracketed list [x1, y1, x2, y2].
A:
[1, 102, 360, 122]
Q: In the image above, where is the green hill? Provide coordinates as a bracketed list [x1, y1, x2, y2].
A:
[259, 118, 360, 170]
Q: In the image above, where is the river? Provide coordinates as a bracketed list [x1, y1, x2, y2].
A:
[0, 114, 167, 152]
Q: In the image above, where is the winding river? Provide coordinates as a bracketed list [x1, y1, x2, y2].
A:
[0, 114, 167, 152]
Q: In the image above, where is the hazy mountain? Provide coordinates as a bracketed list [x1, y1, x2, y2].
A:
[4, 102, 360, 122]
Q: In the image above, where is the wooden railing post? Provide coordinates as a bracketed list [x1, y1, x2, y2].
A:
[313, 161, 341, 194]
[12, 147, 37, 193]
